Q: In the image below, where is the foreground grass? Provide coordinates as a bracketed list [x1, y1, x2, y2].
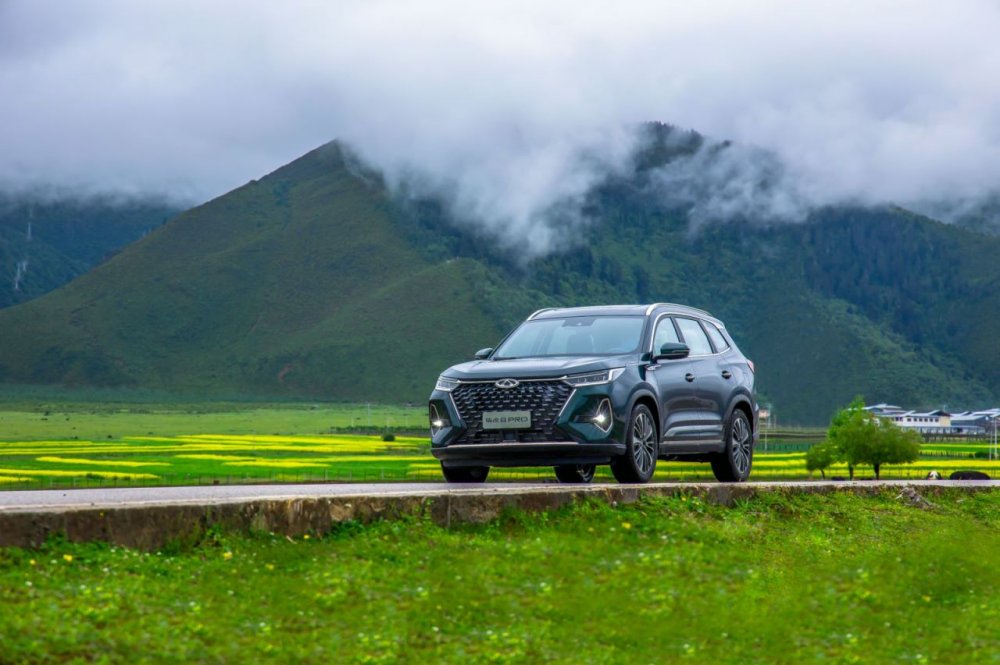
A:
[1, 490, 998, 663]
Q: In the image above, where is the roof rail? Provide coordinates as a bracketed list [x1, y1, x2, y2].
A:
[527, 308, 555, 320]
[644, 302, 713, 317]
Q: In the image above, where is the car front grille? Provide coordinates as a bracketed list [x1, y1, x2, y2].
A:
[450, 380, 573, 444]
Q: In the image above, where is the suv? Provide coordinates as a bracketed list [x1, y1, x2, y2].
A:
[428, 304, 757, 484]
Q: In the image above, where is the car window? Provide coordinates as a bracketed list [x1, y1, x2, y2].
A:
[704, 322, 729, 352]
[493, 316, 646, 358]
[652, 317, 680, 353]
[675, 317, 713, 355]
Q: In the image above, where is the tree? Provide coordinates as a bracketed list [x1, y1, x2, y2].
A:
[819, 397, 922, 480]
[805, 441, 839, 479]
[825, 397, 872, 480]
[866, 422, 921, 480]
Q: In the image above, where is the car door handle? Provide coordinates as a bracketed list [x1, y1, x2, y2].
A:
[721, 370, 732, 379]
[685, 373, 695, 382]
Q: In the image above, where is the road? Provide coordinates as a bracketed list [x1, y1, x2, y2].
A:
[1, 479, 996, 513]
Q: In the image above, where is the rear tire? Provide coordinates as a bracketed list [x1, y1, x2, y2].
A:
[711, 409, 753, 482]
[611, 404, 658, 483]
[554, 464, 596, 483]
[441, 464, 490, 483]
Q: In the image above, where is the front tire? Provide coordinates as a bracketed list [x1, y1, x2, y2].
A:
[554, 464, 596, 483]
[711, 409, 753, 482]
[611, 404, 658, 483]
[441, 464, 490, 483]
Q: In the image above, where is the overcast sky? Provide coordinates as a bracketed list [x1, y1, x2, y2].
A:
[3, 0, 1000, 237]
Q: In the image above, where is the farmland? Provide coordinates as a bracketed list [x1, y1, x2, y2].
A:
[1, 489, 998, 663]
[0, 403, 996, 488]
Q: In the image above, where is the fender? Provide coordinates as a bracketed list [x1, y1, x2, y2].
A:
[724, 392, 757, 433]
[624, 384, 660, 436]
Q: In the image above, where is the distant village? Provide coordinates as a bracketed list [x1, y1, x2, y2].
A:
[864, 403, 1000, 436]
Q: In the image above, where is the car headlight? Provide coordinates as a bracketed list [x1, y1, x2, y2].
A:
[563, 368, 626, 387]
[435, 376, 460, 392]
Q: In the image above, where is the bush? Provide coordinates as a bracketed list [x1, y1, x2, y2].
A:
[381, 432, 396, 442]
[805, 441, 839, 478]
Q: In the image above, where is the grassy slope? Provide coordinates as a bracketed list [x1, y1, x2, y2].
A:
[0, 145, 506, 399]
[0, 490, 997, 663]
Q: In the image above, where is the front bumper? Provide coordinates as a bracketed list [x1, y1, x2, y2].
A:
[433, 441, 626, 467]
[428, 379, 632, 466]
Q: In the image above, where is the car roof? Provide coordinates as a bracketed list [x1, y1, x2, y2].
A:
[529, 303, 722, 325]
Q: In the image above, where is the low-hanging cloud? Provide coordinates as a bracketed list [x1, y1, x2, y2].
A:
[3, 0, 1000, 249]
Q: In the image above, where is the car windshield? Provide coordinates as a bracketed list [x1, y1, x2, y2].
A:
[493, 315, 645, 359]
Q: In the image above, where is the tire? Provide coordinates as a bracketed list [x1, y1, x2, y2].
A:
[611, 404, 658, 483]
[711, 409, 753, 482]
[440, 464, 490, 483]
[554, 464, 597, 483]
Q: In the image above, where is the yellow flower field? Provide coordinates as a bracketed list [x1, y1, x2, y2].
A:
[0, 468, 159, 480]
[0, 431, 995, 488]
[0, 475, 31, 483]
[35, 456, 170, 468]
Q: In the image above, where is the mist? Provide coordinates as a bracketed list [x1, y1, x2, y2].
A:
[3, 1, 1000, 248]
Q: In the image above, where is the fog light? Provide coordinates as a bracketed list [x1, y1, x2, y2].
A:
[591, 398, 613, 434]
[429, 404, 449, 436]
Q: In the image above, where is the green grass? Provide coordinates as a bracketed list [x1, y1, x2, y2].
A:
[0, 402, 428, 440]
[1, 490, 998, 663]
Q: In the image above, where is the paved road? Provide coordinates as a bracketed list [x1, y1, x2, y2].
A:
[1, 479, 996, 513]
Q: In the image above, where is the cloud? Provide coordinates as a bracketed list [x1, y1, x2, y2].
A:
[2, 1, 1000, 240]
[643, 137, 814, 229]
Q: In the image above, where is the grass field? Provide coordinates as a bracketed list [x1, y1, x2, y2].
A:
[0, 402, 429, 440]
[0, 404, 996, 488]
[1, 489, 998, 663]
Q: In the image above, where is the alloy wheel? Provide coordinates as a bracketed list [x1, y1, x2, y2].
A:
[730, 415, 752, 477]
[632, 411, 657, 475]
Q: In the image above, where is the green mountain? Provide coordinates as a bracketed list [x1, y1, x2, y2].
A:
[0, 194, 180, 308]
[0, 132, 998, 424]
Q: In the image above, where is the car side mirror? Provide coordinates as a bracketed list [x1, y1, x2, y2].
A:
[656, 342, 690, 360]
[474, 347, 493, 360]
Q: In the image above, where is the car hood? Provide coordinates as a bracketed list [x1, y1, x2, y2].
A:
[442, 355, 632, 381]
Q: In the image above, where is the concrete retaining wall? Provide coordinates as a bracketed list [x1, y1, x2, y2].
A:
[0, 482, 993, 550]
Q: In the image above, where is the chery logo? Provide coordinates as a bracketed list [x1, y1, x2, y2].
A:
[495, 378, 520, 389]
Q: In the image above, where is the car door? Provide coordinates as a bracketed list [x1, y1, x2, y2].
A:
[645, 315, 701, 443]
[673, 317, 725, 443]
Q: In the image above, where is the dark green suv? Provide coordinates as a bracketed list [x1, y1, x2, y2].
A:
[428, 304, 757, 484]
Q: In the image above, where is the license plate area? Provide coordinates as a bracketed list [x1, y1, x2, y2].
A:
[482, 410, 532, 430]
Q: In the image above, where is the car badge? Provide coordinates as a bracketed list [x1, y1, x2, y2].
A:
[495, 378, 520, 389]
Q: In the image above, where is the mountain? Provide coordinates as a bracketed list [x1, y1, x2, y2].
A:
[0, 194, 181, 308]
[0, 130, 997, 424]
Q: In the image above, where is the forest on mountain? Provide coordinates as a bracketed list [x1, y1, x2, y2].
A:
[0, 194, 179, 308]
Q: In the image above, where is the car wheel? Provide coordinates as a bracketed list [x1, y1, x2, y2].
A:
[440, 464, 490, 483]
[554, 464, 597, 483]
[611, 404, 657, 483]
[711, 409, 753, 482]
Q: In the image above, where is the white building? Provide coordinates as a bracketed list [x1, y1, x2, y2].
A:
[950, 409, 1000, 435]
[865, 404, 999, 435]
